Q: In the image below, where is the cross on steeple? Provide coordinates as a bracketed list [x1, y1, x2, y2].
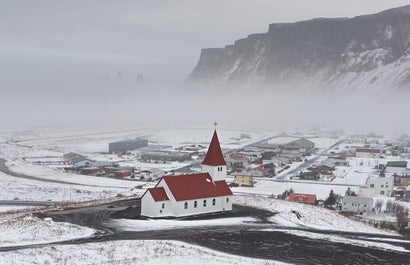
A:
[213, 121, 218, 129]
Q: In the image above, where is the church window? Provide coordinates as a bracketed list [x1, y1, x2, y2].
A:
[162, 203, 165, 209]
[212, 198, 216, 205]
[203, 200, 207, 207]
[194, 201, 197, 208]
[226, 197, 229, 203]
[184, 202, 188, 209]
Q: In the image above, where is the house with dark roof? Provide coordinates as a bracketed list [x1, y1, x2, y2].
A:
[385, 161, 408, 174]
[355, 148, 381, 158]
[141, 130, 233, 218]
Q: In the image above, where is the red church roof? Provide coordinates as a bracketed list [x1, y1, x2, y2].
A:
[202, 130, 226, 166]
[147, 187, 169, 202]
[161, 173, 232, 201]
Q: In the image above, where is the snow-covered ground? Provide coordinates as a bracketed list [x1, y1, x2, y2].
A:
[0, 240, 288, 265]
[272, 229, 408, 253]
[0, 171, 139, 202]
[0, 194, 405, 264]
[0, 215, 95, 247]
[233, 180, 355, 200]
[233, 195, 396, 235]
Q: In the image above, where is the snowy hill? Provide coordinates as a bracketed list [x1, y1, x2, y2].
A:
[187, 5, 410, 94]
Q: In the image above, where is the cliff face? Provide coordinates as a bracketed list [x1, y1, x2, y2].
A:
[187, 5, 410, 93]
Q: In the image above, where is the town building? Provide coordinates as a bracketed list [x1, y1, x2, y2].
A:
[140, 168, 165, 180]
[140, 130, 233, 218]
[355, 148, 381, 158]
[232, 173, 255, 187]
[341, 196, 373, 215]
[282, 138, 316, 153]
[359, 177, 394, 197]
[385, 161, 408, 174]
[71, 157, 95, 167]
[298, 171, 320, 180]
[141, 151, 192, 162]
[288, 193, 317, 204]
[109, 139, 148, 154]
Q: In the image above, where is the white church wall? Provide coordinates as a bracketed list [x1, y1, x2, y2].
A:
[141, 192, 171, 217]
[171, 196, 231, 217]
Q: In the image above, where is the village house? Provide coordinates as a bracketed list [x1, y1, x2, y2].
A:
[282, 138, 315, 153]
[140, 168, 165, 180]
[349, 136, 366, 145]
[298, 171, 320, 180]
[288, 193, 317, 204]
[226, 153, 248, 164]
[71, 157, 95, 167]
[359, 177, 394, 197]
[109, 139, 148, 154]
[141, 151, 192, 162]
[385, 161, 408, 174]
[394, 174, 410, 186]
[232, 172, 255, 187]
[355, 148, 381, 158]
[140, 130, 233, 218]
[341, 196, 373, 215]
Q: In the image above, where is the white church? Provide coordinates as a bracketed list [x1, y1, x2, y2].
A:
[140, 129, 233, 218]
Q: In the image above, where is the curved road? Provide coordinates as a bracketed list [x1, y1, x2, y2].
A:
[0, 158, 131, 188]
[1, 200, 409, 265]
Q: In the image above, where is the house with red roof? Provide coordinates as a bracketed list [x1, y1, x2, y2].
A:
[288, 192, 317, 205]
[141, 130, 233, 217]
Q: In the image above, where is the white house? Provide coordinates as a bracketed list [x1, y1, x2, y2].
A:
[140, 168, 165, 180]
[141, 130, 233, 218]
[359, 177, 393, 197]
[341, 196, 373, 215]
[355, 148, 381, 158]
[385, 161, 408, 174]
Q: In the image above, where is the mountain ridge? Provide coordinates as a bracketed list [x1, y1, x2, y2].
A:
[187, 5, 410, 93]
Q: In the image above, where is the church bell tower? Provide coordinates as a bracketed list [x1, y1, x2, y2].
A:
[201, 125, 227, 182]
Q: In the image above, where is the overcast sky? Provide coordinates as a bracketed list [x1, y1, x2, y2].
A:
[1, 0, 409, 130]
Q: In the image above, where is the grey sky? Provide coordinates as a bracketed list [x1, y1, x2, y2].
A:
[1, 1, 409, 131]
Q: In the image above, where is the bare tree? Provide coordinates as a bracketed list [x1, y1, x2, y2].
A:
[385, 200, 393, 213]
[396, 205, 409, 229]
[374, 199, 383, 213]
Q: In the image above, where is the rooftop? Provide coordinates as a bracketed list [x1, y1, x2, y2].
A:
[202, 130, 226, 166]
[162, 173, 232, 201]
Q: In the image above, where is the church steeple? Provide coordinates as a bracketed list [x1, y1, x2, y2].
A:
[202, 128, 227, 181]
[202, 130, 226, 166]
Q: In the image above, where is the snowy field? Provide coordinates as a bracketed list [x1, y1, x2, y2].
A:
[233, 195, 395, 235]
[150, 128, 272, 149]
[0, 171, 138, 202]
[0, 215, 95, 248]
[233, 179, 356, 200]
[0, 240, 288, 265]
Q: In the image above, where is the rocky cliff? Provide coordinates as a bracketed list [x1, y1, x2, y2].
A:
[187, 5, 410, 93]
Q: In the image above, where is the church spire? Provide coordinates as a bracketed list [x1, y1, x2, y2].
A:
[202, 129, 226, 166]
